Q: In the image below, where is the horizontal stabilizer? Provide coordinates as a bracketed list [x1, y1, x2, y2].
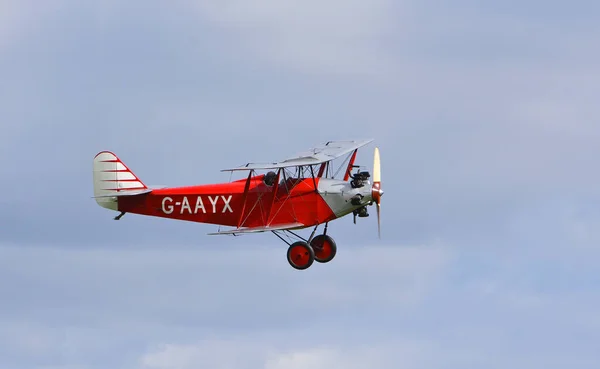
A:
[208, 222, 306, 235]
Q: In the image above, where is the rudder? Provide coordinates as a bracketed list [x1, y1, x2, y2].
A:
[93, 151, 148, 210]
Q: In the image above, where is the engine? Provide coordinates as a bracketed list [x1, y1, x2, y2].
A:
[350, 171, 371, 188]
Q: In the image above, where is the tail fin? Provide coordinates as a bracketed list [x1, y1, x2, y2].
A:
[93, 151, 150, 210]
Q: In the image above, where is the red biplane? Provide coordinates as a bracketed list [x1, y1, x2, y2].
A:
[92, 139, 383, 270]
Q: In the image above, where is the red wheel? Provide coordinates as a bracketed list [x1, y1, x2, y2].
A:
[310, 235, 337, 263]
[287, 241, 315, 270]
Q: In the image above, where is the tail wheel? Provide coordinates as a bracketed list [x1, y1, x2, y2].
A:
[287, 241, 315, 270]
[310, 235, 337, 263]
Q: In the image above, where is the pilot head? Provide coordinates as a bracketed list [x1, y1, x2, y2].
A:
[264, 171, 277, 186]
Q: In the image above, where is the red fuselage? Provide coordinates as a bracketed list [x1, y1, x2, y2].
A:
[117, 175, 337, 228]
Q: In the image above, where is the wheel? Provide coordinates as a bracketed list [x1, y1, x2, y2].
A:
[287, 241, 315, 270]
[310, 234, 337, 263]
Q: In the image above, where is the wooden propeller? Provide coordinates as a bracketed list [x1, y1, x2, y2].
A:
[371, 147, 383, 238]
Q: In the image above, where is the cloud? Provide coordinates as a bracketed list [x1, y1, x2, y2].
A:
[1, 2, 600, 367]
[0, 241, 451, 324]
[0, 241, 450, 369]
[2, 239, 600, 369]
[139, 340, 425, 369]
[189, 0, 399, 76]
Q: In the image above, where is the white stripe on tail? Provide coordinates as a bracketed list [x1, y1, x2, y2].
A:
[93, 151, 149, 211]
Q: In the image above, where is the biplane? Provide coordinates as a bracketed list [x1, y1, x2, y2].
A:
[92, 139, 383, 270]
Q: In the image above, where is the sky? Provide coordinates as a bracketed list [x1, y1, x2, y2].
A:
[1, 0, 599, 368]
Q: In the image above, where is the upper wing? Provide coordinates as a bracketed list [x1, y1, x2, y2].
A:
[207, 222, 306, 235]
[220, 139, 373, 171]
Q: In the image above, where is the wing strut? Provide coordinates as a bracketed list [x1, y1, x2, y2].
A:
[265, 168, 282, 225]
[310, 165, 317, 191]
[343, 149, 358, 181]
[317, 162, 326, 178]
[237, 170, 254, 228]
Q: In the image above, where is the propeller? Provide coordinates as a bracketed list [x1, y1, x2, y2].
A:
[372, 147, 383, 238]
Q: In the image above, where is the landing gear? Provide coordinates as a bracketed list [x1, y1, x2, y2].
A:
[287, 241, 315, 270]
[310, 234, 337, 263]
[275, 224, 337, 270]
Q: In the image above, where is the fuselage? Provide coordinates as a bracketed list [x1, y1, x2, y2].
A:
[116, 175, 373, 229]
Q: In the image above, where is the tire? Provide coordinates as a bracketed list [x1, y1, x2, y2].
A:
[310, 235, 337, 263]
[287, 241, 315, 270]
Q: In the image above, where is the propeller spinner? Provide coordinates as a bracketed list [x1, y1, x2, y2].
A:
[371, 147, 383, 238]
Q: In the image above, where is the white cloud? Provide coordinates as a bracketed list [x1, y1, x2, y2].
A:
[139, 340, 426, 369]
[263, 344, 422, 369]
[2, 236, 600, 369]
[0, 241, 450, 369]
[138, 341, 262, 369]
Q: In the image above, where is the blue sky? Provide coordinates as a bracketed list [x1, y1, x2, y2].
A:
[1, 1, 599, 368]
